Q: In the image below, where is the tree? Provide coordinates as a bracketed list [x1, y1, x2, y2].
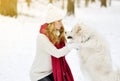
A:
[0, 0, 17, 17]
[100, 0, 107, 7]
[62, 0, 64, 9]
[26, 0, 31, 7]
[91, 0, 95, 3]
[67, 0, 75, 16]
[49, 0, 53, 3]
[109, 0, 112, 6]
[85, 0, 89, 7]
[77, 0, 80, 8]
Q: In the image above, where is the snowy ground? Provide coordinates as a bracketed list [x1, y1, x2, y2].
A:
[0, 0, 120, 81]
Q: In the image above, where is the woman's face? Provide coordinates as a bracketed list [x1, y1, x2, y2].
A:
[55, 20, 62, 30]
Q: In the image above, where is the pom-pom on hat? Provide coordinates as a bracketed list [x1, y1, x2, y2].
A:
[46, 4, 65, 23]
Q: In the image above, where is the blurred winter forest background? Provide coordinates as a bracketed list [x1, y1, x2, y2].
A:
[0, 0, 116, 17]
[0, 0, 120, 81]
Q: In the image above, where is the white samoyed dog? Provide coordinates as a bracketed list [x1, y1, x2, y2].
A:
[65, 23, 120, 81]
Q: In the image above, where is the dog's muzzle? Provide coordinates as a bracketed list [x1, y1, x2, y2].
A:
[67, 36, 73, 39]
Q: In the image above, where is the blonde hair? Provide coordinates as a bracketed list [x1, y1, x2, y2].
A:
[45, 22, 66, 44]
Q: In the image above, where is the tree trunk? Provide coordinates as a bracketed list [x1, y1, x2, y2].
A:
[67, 0, 75, 16]
[109, 0, 111, 6]
[0, 0, 17, 17]
[77, 0, 80, 8]
[49, 0, 53, 3]
[91, 0, 95, 3]
[62, 0, 64, 9]
[26, 0, 31, 7]
[101, 0, 107, 7]
[85, 0, 89, 7]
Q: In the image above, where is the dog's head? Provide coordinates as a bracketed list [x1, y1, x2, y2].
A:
[65, 23, 93, 43]
[65, 24, 82, 43]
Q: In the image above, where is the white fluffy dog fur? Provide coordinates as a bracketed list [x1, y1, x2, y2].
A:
[65, 23, 120, 81]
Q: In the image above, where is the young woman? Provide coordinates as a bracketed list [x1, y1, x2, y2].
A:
[30, 4, 79, 81]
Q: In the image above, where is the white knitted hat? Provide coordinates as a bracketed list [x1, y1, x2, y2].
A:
[46, 4, 65, 23]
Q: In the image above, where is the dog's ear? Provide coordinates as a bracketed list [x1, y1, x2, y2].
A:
[76, 25, 81, 34]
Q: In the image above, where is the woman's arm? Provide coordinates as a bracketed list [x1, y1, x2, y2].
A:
[37, 34, 70, 58]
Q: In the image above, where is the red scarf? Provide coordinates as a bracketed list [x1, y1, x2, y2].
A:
[40, 23, 74, 81]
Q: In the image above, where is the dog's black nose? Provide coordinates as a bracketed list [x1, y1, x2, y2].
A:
[67, 36, 73, 39]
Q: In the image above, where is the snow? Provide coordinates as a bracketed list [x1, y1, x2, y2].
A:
[0, 0, 120, 81]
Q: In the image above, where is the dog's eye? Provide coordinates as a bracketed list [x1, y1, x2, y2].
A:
[65, 31, 66, 34]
